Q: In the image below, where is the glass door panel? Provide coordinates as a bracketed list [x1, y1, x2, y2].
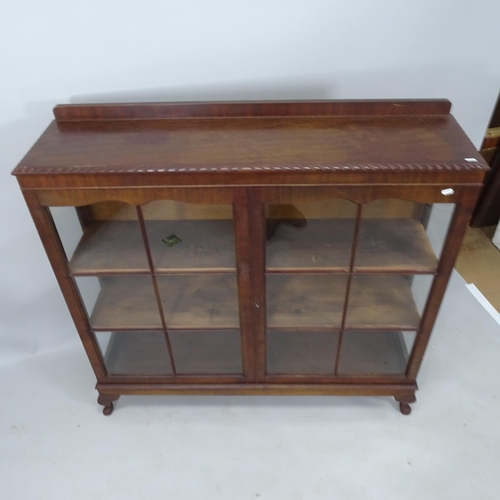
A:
[51, 202, 149, 275]
[266, 199, 357, 272]
[169, 330, 242, 374]
[143, 201, 235, 273]
[262, 194, 454, 379]
[50, 195, 245, 379]
[156, 275, 239, 329]
[95, 331, 173, 375]
[143, 199, 243, 377]
[354, 199, 455, 273]
[267, 331, 339, 374]
[345, 274, 431, 330]
[338, 330, 416, 375]
[266, 274, 347, 329]
[75, 275, 162, 330]
[264, 198, 356, 375]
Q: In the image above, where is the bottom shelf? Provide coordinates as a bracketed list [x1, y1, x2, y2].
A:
[104, 331, 173, 375]
[100, 330, 243, 376]
[267, 330, 413, 375]
[338, 330, 411, 375]
[99, 329, 413, 378]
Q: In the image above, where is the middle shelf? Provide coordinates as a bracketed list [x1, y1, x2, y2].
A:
[266, 274, 422, 330]
[69, 217, 438, 275]
[86, 274, 239, 330]
[81, 272, 427, 331]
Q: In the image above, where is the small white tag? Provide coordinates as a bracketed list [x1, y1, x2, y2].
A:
[464, 158, 478, 162]
[441, 188, 455, 196]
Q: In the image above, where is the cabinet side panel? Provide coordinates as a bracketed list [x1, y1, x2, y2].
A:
[406, 199, 477, 379]
[22, 190, 107, 381]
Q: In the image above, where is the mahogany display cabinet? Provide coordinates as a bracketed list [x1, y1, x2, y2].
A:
[12, 100, 488, 415]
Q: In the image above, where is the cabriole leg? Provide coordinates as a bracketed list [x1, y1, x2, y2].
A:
[97, 394, 120, 416]
[394, 394, 416, 415]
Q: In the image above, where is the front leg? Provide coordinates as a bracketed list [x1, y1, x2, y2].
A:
[97, 394, 120, 416]
[394, 393, 416, 415]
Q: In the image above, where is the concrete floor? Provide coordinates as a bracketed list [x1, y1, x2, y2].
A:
[1, 271, 499, 500]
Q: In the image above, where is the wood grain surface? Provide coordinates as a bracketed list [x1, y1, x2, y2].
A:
[15, 115, 485, 176]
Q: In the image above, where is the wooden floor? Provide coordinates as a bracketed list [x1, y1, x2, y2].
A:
[455, 225, 500, 313]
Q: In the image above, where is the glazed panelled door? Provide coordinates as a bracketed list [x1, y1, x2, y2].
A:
[255, 188, 455, 381]
[49, 189, 252, 381]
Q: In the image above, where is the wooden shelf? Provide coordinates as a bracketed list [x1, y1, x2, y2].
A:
[103, 330, 242, 376]
[104, 331, 173, 375]
[266, 330, 409, 375]
[157, 275, 240, 329]
[266, 274, 420, 330]
[104, 329, 408, 377]
[90, 274, 240, 330]
[147, 219, 235, 273]
[338, 331, 409, 374]
[346, 275, 421, 329]
[90, 276, 163, 330]
[355, 219, 437, 272]
[266, 275, 348, 328]
[70, 219, 235, 275]
[70, 221, 149, 274]
[267, 219, 353, 272]
[71, 218, 435, 275]
[266, 218, 437, 273]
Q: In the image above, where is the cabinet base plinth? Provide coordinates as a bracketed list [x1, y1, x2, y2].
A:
[96, 383, 417, 414]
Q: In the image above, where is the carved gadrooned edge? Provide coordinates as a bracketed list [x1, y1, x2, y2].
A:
[14, 162, 489, 175]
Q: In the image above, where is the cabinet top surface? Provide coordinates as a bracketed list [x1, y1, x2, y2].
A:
[12, 100, 488, 182]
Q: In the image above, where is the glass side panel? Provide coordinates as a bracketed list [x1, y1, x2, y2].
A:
[266, 275, 348, 329]
[266, 199, 357, 272]
[267, 331, 339, 374]
[49, 206, 84, 262]
[75, 275, 162, 330]
[95, 331, 172, 375]
[169, 330, 242, 375]
[143, 201, 235, 273]
[51, 202, 148, 274]
[156, 275, 240, 329]
[411, 274, 435, 316]
[354, 200, 455, 272]
[338, 330, 416, 375]
[425, 203, 456, 259]
[345, 274, 432, 330]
